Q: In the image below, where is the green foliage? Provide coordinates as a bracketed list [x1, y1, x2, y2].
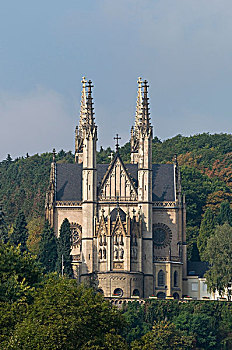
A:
[0, 150, 74, 225]
[27, 216, 44, 255]
[152, 132, 232, 164]
[217, 201, 232, 226]
[197, 208, 216, 260]
[57, 219, 73, 277]
[38, 220, 57, 273]
[122, 302, 151, 343]
[6, 278, 125, 350]
[0, 204, 8, 243]
[204, 223, 232, 299]
[181, 166, 213, 227]
[186, 226, 200, 261]
[0, 243, 43, 303]
[174, 312, 217, 349]
[10, 211, 28, 252]
[97, 146, 114, 164]
[131, 320, 194, 350]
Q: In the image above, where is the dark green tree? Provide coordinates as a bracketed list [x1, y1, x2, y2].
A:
[6, 154, 12, 163]
[38, 220, 57, 273]
[205, 223, 232, 300]
[0, 205, 8, 243]
[6, 278, 125, 349]
[10, 212, 28, 252]
[0, 243, 43, 303]
[57, 218, 73, 277]
[174, 312, 217, 349]
[217, 201, 232, 226]
[197, 208, 216, 260]
[131, 321, 194, 350]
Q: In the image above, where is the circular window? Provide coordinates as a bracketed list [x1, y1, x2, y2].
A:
[71, 223, 82, 246]
[153, 223, 172, 248]
[113, 288, 123, 297]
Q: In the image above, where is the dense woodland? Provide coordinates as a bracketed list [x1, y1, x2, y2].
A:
[0, 132, 232, 349]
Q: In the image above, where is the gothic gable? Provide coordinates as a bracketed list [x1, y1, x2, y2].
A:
[99, 154, 137, 201]
[96, 214, 108, 237]
[112, 214, 127, 237]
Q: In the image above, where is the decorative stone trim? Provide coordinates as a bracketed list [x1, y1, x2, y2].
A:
[55, 201, 82, 207]
[152, 201, 176, 208]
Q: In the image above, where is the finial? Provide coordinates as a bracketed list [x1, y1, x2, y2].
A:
[132, 208, 136, 217]
[137, 77, 142, 87]
[52, 148, 56, 162]
[108, 152, 114, 162]
[81, 76, 87, 87]
[101, 208, 105, 216]
[114, 134, 121, 152]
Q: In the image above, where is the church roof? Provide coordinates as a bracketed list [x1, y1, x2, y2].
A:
[55, 163, 175, 202]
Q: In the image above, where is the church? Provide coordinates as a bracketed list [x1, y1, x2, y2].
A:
[45, 77, 187, 299]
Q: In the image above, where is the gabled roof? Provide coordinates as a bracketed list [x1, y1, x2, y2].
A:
[55, 162, 175, 202]
[56, 163, 82, 201]
[152, 164, 175, 201]
[99, 153, 138, 197]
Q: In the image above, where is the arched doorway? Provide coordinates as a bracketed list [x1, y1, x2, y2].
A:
[173, 292, 179, 300]
[132, 289, 140, 297]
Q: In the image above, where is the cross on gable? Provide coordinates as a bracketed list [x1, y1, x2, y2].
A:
[114, 134, 121, 151]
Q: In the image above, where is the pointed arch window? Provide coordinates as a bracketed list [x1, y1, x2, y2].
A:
[158, 270, 165, 287]
[174, 271, 178, 287]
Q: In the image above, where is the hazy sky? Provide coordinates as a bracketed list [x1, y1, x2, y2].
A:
[0, 0, 232, 160]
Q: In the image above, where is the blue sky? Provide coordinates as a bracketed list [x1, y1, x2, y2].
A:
[0, 0, 232, 160]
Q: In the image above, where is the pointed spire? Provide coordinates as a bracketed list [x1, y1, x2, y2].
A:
[142, 80, 150, 128]
[79, 77, 87, 130]
[86, 80, 95, 126]
[135, 77, 143, 132]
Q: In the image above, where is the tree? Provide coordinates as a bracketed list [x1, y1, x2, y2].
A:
[204, 223, 232, 300]
[10, 212, 28, 252]
[56, 219, 73, 277]
[38, 220, 57, 273]
[217, 201, 232, 226]
[0, 205, 8, 243]
[174, 312, 217, 349]
[27, 217, 44, 255]
[197, 208, 216, 260]
[131, 321, 194, 350]
[6, 278, 125, 349]
[0, 243, 43, 303]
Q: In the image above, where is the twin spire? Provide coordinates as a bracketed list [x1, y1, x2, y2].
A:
[75, 77, 151, 163]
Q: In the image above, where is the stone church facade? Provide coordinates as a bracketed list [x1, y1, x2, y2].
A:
[45, 77, 187, 299]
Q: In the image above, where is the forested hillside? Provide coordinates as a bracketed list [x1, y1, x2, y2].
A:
[0, 133, 231, 261]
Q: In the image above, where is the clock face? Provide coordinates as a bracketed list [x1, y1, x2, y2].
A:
[153, 223, 172, 248]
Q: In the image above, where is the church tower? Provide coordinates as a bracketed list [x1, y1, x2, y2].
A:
[75, 78, 97, 278]
[131, 78, 153, 296]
